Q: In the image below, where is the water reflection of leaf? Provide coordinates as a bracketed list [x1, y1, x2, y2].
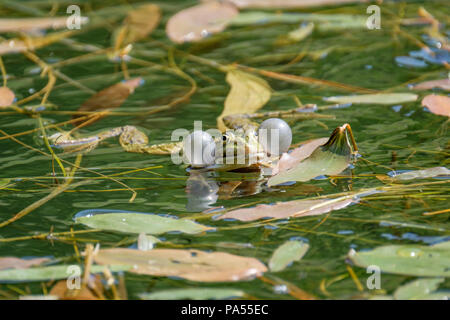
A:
[94, 248, 267, 282]
[393, 167, 450, 181]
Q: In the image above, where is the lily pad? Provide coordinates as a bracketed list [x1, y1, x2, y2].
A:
[269, 240, 309, 272]
[348, 241, 450, 277]
[94, 248, 267, 282]
[0, 264, 130, 282]
[139, 288, 245, 300]
[76, 212, 213, 235]
[324, 93, 418, 105]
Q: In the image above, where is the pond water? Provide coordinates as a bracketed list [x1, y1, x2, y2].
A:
[0, 0, 448, 299]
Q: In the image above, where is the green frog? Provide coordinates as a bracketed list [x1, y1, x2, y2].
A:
[49, 106, 339, 173]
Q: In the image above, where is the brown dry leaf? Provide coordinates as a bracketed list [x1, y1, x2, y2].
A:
[73, 77, 142, 126]
[114, 4, 161, 48]
[49, 280, 99, 300]
[216, 195, 356, 222]
[412, 79, 450, 91]
[223, 0, 366, 9]
[272, 137, 329, 175]
[218, 69, 271, 131]
[166, 2, 239, 44]
[422, 94, 450, 117]
[0, 17, 88, 33]
[0, 86, 15, 108]
[94, 248, 267, 282]
[0, 257, 50, 270]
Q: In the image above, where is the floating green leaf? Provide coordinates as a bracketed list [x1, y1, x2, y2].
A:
[268, 125, 353, 186]
[324, 93, 418, 105]
[139, 288, 245, 300]
[269, 240, 309, 272]
[348, 241, 450, 277]
[394, 278, 448, 300]
[0, 265, 130, 282]
[94, 248, 267, 282]
[76, 212, 213, 235]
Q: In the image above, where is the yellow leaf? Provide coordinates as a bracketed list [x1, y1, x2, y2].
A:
[217, 69, 271, 131]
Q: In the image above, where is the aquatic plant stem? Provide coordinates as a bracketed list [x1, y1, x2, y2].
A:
[0, 153, 83, 228]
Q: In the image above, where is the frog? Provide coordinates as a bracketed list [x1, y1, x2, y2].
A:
[49, 104, 335, 173]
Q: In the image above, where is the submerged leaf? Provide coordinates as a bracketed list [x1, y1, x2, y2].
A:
[393, 167, 450, 181]
[421, 94, 450, 117]
[324, 93, 418, 105]
[218, 69, 271, 131]
[412, 79, 450, 91]
[0, 265, 130, 282]
[348, 241, 450, 277]
[140, 288, 245, 300]
[113, 4, 161, 48]
[269, 240, 309, 272]
[166, 2, 239, 44]
[72, 78, 142, 126]
[394, 278, 448, 300]
[0, 257, 50, 271]
[0, 17, 88, 33]
[76, 212, 213, 235]
[268, 125, 353, 186]
[217, 194, 357, 222]
[225, 0, 365, 9]
[0, 86, 15, 108]
[94, 248, 267, 282]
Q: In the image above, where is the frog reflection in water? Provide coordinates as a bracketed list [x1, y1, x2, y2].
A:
[49, 106, 355, 210]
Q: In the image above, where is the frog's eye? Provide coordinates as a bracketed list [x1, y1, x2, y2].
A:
[222, 135, 227, 142]
[258, 118, 292, 156]
[183, 131, 216, 167]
